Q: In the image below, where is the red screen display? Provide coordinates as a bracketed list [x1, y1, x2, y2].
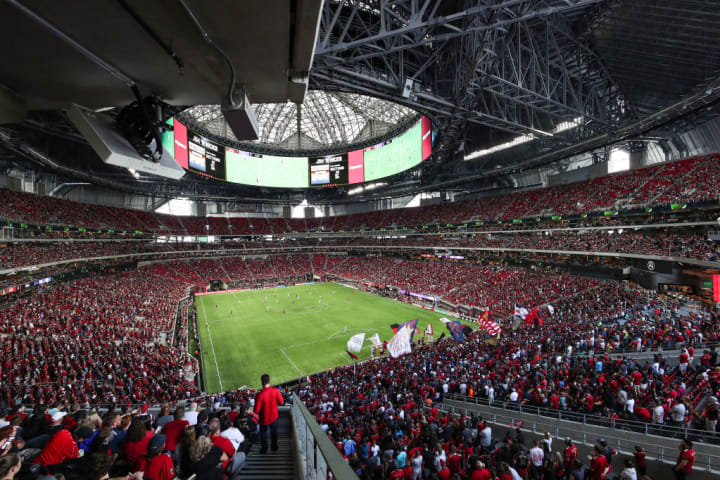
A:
[348, 149, 364, 184]
[173, 118, 189, 169]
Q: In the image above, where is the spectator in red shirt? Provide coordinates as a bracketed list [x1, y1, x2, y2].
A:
[121, 419, 154, 471]
[564, 438, 578, 472]
[163, 406, 189, 453]
[33, 410, 79, 467]
[588, 445, 609, 480]
[143, 434, 176, 480]
[209, 417, 246, 478]
[254, 374, 284, 454]
[633, 445, 646, 477]
[470, 461, 492, 480]
[674, 439, 695, 480]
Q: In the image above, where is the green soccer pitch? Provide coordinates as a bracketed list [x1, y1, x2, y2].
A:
[195, 282, 459, 392]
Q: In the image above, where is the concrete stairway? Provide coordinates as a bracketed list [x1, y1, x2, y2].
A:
[236, 409, 297, 480]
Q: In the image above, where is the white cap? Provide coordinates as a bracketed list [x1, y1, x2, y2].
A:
[51, 411, 67, 422]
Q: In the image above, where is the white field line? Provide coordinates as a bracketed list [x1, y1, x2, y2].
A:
[279, 348, 304, 376]
[199, 298, 224, 392]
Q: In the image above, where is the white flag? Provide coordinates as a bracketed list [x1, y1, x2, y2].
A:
[514, 304, 529, 318]
[369, 333, 382, 348]
[346, 333, 365, 353]
[387, 326, 412, 358]
[547, 304, 555, 315]
[439, 317, 452, 325]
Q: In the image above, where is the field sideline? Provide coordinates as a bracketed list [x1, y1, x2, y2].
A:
[195, 282, 461, 391]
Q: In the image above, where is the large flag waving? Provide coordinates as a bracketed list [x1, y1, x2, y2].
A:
[446, 320, 464, 342]
[369, 333, 382, 348]
[387, 325, 412, 358]
[401, 318, 419, 343]
[479, 310, 502, 336]
[346, 333, 365, 353]
[514, 304, 529, 318]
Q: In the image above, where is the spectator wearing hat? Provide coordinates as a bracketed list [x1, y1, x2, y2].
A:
[74, 425, 96, 453]
[597, 439, 616, 468]
[32, 410, 79, 467]
[143, 434, 176, 480]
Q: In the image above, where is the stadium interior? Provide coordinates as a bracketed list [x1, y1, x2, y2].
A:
[0, 1, 720, 479]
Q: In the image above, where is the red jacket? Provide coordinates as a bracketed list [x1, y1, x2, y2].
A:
[254, 386, 284, 426]
[33, 429, 78, 466]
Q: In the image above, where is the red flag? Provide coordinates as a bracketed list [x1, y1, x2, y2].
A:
[479, 310, 502, 336]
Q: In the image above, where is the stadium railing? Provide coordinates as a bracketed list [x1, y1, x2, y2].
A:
[436, 397, 720, 474]
[442, 392, 720, 446]
[292, 397, 359, 480]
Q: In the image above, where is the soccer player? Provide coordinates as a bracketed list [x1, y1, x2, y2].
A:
[266, 305, 270, 312]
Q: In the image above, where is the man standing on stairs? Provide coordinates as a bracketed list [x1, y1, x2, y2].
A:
[254, 373, 284, 454]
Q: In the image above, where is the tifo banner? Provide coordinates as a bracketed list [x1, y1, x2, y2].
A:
[387, 325, 412, 358]
[346, 333, 365, 353]
[369, 333, 382, 348]
[479, 310, 501, 336]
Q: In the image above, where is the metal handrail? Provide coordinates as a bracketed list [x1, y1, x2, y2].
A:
[443, 393, 720, 445]
[292, 398, 359, 480]
[433, 401, 720, 473]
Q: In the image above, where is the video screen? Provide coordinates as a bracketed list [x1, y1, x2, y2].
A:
[309, 154, 348, 186]
[169, 116, 431, 187]
[187, 131, 226, 179]
[226, 149, 308, 188]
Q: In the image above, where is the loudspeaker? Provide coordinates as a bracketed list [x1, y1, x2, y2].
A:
[221, 91, 259, 141]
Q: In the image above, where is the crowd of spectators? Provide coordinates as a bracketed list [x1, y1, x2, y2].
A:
[2, 155, 720, 235]
[295, 283, 719, 479]
[0, 251, 718, 479]
[0, 271, 197, 408]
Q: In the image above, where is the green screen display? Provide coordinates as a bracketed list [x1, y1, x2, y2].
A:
[226, 149, 308, 188]
[363, 120, 423, 182]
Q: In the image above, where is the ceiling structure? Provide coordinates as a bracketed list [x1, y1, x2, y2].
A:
[179, 91, 418, 154]
[1, 0, 720, 204]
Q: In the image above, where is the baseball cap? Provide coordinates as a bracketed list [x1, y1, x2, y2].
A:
[50, 409, 67, 422]
[597, 438, 607, 446]
[147, 434, 166, 455]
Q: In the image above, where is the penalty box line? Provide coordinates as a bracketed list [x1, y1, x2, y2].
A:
[279, 348, 303, 376]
